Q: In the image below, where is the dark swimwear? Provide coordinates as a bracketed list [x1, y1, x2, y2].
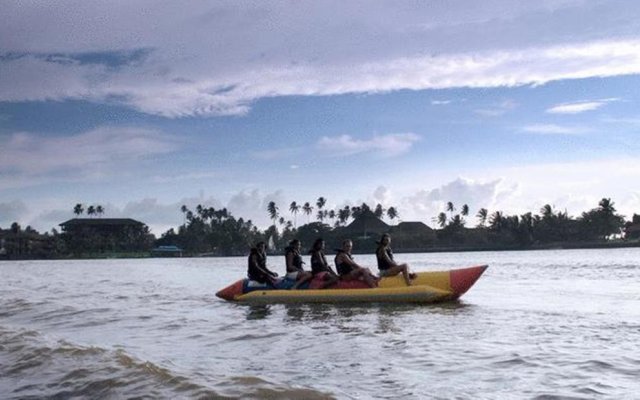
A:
[376, 246, 394, 271]
[247, 249, 276, 284]
[310, 250, 331, 275]
[335, 250, 355, 276]
[285, 246, 304, 272]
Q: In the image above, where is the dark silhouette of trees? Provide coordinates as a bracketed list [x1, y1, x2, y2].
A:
[387, 207, 398, 225]
[302, 202, 313, 224]
[73, 204, 84, 216]
[267, 201, 279, 229]
[316, 197, 327, 222]
[578, 198, 625, 240]
[289, 201, 300, 228]
[476, 208, 488, 227]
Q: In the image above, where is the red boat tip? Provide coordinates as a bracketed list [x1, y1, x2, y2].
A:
[216, 280, 244, 301]
[449, 265, 488, 298]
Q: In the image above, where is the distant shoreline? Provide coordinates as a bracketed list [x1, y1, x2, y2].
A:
[2, 240, 638, 261]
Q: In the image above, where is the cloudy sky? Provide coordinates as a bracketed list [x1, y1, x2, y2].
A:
[2, 0, 640, 234]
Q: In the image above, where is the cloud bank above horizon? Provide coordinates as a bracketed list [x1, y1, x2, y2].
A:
[3, 1, 640, 117]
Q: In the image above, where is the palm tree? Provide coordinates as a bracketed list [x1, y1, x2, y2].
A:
[446, 202, 455, 217]
[598, 198, 615, 214]
[476, 208, 488, 227]
[374, 204, 385, 219]
[350, 206, 362, 220]
[328, 209, 336, 225]
[338, 206, 351, 226]
[489, 211, 504, 231]
[540, 204, 554, 219]
[96, 205, 104, 218]
[73, 203, 84, 216]
[436, 212, 447, 228]
[433, 212, 447, 228]
[302, 202, 313, 224]
[461, 204, 469, 217]
[289, 201, 300, 228]
[450, 214, 465, 228]
[267, 201, 279, 227]
[387, 207, 399, 225]
[87, 205, 96, 217]
[316, 197, 327, 221]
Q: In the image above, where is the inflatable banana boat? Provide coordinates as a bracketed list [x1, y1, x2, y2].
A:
[216, 265, 488, 304]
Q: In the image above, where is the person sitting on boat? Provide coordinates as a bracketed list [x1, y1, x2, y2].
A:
[247, 241, 278, 286]
[285, 239, 313, 289]
[309, 238, 339, 289]
[335, 239, 378, 288]
[376, 233, 415, 286]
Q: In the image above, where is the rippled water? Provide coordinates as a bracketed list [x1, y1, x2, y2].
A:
[1, 248, 639, 399]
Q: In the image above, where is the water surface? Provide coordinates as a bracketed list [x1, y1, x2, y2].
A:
[1, 249, 639, 399]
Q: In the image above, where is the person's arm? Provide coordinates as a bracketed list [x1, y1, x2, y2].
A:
[341, 253, 365, 270]
[322, 253, 338, 276]
[285, 252, 295, 272]
[251, 253, 277, 279]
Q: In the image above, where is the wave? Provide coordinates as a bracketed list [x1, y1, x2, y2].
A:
[0, 325, 335, 399]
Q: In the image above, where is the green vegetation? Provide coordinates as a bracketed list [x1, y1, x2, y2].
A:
[1, 198, 639, 260]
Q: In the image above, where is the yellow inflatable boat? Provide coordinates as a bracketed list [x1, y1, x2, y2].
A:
[216, 265, 487, 304]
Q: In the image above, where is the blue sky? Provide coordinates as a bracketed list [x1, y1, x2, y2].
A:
[2, 1, 640, 234]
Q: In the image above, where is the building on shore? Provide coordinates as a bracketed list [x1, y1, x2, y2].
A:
[59, 218, 154, 254]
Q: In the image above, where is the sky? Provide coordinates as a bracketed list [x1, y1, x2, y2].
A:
[1, 0, 640, 235]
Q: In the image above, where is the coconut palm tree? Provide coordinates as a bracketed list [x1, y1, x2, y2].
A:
[489, 211, 504, 231]
[96, 205, 104, 218]
[387, 207, 399, 225]
[302, 202, 313, 224]
[289, 201, 300, 228]
[328, 209, 336, 225]
[316, 197, 326, 221]
[267, 201, 279, 227]
[435, 212, 447, 228]
[476, 208, 488, 227]
[433, 212, 447, 228]
[598, 198, 615, 214]
[73, 203, 84, 216]
[374, 204, 385, 219]
[540, 204, 554, 219]
[87, 205, 96, 217]
[338, 206, 351, 226]
[446, 202, 455, 216]
[461, 204, 469, 217]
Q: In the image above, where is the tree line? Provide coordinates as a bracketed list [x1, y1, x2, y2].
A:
[1, 197, 638, 259]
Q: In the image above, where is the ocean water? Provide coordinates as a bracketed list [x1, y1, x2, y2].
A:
[1, 248, 639, 399]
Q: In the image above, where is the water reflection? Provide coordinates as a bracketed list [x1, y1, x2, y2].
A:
[244, 305, 272, 320]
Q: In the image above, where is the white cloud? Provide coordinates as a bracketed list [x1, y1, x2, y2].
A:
[431, 100, 452, 105]
[521, 124, 589, 135]
[546, 98, 619, 114]
[0, 127, 180, 188]
[373, 186, 391, 205]
[474, 99, 518, 117]
[2, 3, 640, 117]
[401, 178, 511, 226]
[317, 133, 420, 158]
